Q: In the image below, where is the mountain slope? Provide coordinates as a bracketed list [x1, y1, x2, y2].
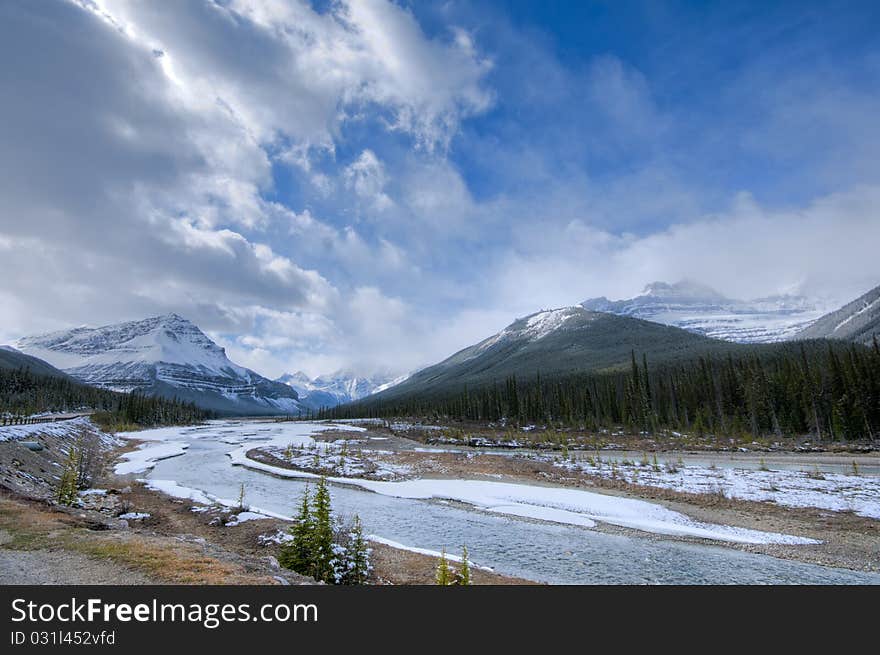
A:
[370, 306, 754, 402]
[0, 346, 69, 378]
[582, 280, 828, 343]
[14, 314, 301, 415]
[277, 370, 408, 409]
[792, 283, 880, 345]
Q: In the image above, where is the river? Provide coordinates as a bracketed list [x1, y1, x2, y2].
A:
[141, 421, 880, 585]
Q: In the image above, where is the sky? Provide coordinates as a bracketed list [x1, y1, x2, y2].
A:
[1, 0, 879, 379]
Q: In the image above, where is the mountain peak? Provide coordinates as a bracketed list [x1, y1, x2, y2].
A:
[513, 306, 591, 340]
[581, 281, 828, 343]
[14, 314, 301, 415]
[277, 369, 407, 408]
[156, 312, 190, 324]
[641, 280, 728, 302]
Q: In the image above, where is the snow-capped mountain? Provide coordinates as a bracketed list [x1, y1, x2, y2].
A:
[369, 306, 754, 402]
[276, 370, 409, 409]
[14, 314, 302, 415]
[793, 283, 880, 345]
[581, 280, 830, 343]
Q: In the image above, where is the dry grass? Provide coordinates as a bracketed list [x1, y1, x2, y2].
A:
[0, 493, 276, 585]
[69, 535, 269, 585]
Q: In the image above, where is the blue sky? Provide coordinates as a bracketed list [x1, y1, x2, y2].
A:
[1, 0, 879, 378]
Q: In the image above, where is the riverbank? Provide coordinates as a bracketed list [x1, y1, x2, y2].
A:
[0, 418, 527, 585]
[354, 418, 879, 454]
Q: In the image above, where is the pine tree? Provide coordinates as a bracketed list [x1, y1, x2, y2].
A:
[56, 446, 80, 505]
[311, 477, 335, 583]
[346, 516, 372, 585]
[435, 549, 452, 585]
[454, 545, 471, 585]
[279, 485, 314, 573]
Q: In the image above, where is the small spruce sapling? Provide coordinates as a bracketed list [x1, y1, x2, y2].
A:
[310, 477, 335, 583]
[346, 516, 372, 585]
[56, 447, 81, 506]
[454, 546, 471, 586]
[435, 550, 452, 585]
[279, 484, 314, 573]
[236, 483, 247, 511]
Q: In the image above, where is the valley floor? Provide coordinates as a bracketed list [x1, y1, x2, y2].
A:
[1, 416, 877, 584]
[245, 422, 880, 574]
[0, 417, 525, 585]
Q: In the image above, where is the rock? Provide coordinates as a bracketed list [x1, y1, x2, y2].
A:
[266, 556, 280, 570]
[273, 575, 290, 585]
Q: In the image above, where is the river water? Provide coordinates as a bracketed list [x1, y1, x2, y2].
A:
[144, 422, 880, 585]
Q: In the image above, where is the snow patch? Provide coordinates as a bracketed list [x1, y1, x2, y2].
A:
[367, 535, 493, 571]
[229, 449, 818, 545]
[542, 455, 880, 519]
[225, 511, 272, 526]
[115, 441, 188, 474]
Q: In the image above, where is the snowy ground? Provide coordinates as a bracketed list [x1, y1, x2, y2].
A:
[0, 416, 102, 442]
[141, 478, 285, 523]
[258, 440, 411, 480]
[533, 453, 880, 519]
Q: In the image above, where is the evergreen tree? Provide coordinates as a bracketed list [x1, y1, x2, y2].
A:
[454, 545, 471, 586]
[310, 477, 335, 583]
[435, 549, 452, 585]
[56, 446, 80, 505]
[345, 516, 372, 585]
[279, 484, 314, 573]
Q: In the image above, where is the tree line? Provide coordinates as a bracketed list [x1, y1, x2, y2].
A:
[0, 366, 209, 428]
[323, 339, 880, 441]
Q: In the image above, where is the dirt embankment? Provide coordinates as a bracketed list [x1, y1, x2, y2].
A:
[0, 420, 300, 585]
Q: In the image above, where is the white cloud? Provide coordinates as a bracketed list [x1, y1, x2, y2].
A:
[0, 0, 491, 375]
[344, 150, 393, 211]
[1, 1, 878, 385]
[489, 185, 880, 312]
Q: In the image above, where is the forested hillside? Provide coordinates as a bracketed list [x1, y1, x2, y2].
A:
[0, 366, 208, 429]
[325, 339, 880, 441]
[365, 308, 783, 405]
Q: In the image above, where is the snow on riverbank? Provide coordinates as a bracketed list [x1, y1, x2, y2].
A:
[225, 511, 273, 526]
[537, 454, 880, 519]
[367, 535, 493, 571]
[115, 441, 188, 474]
[140, 478, 290, 522]
[0, 416, 114, 444]
[141, 479, 215, 504]
[228, 444, 818, 545]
